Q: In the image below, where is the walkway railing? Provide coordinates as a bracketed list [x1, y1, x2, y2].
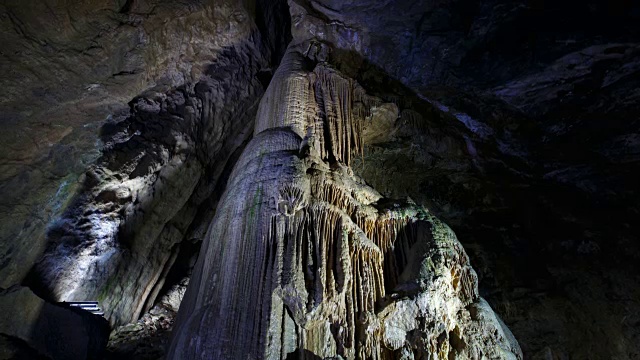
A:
[64, 301, 104, 316]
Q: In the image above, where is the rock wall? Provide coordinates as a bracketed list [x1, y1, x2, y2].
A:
[4, 0, 291, 329]
[28, 41, 262, 326]
[285, 1, 640, 358]
[0, 0, 263, 290]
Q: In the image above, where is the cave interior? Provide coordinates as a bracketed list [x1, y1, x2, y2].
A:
[0, 0, 639, 359]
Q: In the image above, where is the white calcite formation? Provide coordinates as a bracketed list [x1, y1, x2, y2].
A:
[167, 42, 522, 360]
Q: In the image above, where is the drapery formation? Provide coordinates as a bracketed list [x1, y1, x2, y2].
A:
[167, 42, 521, 360]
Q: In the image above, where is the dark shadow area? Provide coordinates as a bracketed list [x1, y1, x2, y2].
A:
[286, 349, 323, 360]
[255, 0, 292, 68]
[0, 285, 109, 359]
[0, 333, 51, 360]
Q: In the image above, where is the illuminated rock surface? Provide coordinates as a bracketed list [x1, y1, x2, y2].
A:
[167, 42, 521, 359]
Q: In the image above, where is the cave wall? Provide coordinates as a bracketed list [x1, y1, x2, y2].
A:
[167, 40, 521, 360]
[286, 1, 640, 358]
[29, 41, 266, 325]
[0, 0, 264, 288]
[0, 0, 292, 335]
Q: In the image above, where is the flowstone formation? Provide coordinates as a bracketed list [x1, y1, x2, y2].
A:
[168, 42, 521, 359]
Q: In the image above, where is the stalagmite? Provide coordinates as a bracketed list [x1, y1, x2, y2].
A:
[167, 41, 522, 359]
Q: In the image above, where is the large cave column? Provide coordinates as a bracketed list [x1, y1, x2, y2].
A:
[168, 36, 522, 358]
[167, 128, 306, 359]
[167, 43, 315, 359]
[167, 39, 365, 358]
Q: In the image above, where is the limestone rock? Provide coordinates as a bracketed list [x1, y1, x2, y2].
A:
[3, 0, 639, 358]
[0, 0, 290, 300]
[168, 42, 521, 360]
[0, 0, 254, 289]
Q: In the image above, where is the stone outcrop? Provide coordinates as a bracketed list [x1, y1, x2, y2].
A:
[105, 277, 189, 359]
[286, 2, 640, 358]
[167, 41, 521, 359]
[27, 39, 263, 326]
[0, 0, 292, 297]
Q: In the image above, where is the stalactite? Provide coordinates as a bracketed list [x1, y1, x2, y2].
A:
[168, 42, 522, 360]
[311, 65, 378, 166]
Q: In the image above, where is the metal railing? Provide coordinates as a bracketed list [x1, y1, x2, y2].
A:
[64, 301, 104, 316]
